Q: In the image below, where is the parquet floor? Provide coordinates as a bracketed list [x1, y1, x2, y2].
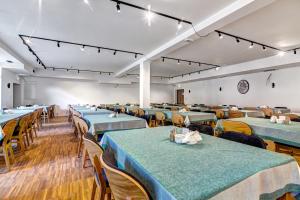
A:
[0, 117, 95, 200]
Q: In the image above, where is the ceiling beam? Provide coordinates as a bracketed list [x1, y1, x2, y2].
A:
[168, 54, 300, 84]
[114, 0, 275, 78]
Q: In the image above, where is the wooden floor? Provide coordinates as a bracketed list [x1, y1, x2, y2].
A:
[0, 117, 96, 200]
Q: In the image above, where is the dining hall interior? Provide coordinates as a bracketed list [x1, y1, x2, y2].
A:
[1, 0, 300, 199]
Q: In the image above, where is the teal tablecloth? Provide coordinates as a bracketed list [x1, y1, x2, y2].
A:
[84, 114, 147, 134]
[164, 111, 216, 122]
[220, 117, 300, 148]
[143, 108, 169, 115]
[101, 126, 297, 200]
[78, 109, 112, 117]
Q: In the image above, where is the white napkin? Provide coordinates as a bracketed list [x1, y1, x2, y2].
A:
[91, 107, 97, 111]
[108, 113, 117, 118]
[231, 107, 238, 111]
[175, 130, 202, 145]
[179, 108, 187, 113]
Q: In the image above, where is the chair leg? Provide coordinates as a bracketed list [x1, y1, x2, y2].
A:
[3, 147, 11, 171]
[77, 138, 83, 158]
[82, 148, 89, 168]
[9, 145, 15, 163]
[33, 126, 37, 137]
[91, 179, 97, 200]
[25, 132, 30, 147]
[29, 129, 34, 143]
[19, 136, 26, 153]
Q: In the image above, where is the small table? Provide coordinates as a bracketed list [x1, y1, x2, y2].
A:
[77, 109, 112, 117]
[164, 111, 216, 123]
[101, 126, 300, 200]
[220, 117, 300, 148]
[84, 113, 147, 135]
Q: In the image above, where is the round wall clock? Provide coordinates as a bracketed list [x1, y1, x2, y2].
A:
[237, 80, 249, 94]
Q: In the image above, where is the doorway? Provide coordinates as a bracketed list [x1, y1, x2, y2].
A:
[176, 89, 184, 105]
[13, 83, 21, 107]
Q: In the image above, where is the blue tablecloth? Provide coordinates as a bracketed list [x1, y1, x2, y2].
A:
[84, 114, 147, 135]
[101, 126, 298, 200]
[219, 117, 300, 148]
[164, 111, 216, 122]
[78, 109, 112, 117]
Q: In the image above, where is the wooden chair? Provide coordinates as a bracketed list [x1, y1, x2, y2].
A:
[170, 107, 178, 111]
[83, 135, 111, 200]
[42, 108, 49, 124]
[172, 113, 184, 127]
[31, 111, 39, 137]
[221, 120, 252, 136]
[120, 106, 126, 113]
[132, 108, 139, 117]
[100, 151, 150, 200]
[36, 108, 44, 130]
[260, 108, 274, 118]
[76, 116, 89, 167]
[11, 115, 29, 153]
[215, 109, 225, 119]
[155, 112, 165, 126]
[26, 112, 36, 144]
[137, 108, 145, 118]
[228, 110, 244, 118]
[285, 114, 300, 122]
[0, 119, 18, 171]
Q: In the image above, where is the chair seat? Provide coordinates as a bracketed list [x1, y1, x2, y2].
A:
[187, 124, 214, 135]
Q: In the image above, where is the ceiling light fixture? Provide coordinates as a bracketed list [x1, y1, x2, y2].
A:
[218, 32, 223, 39]
[113, 50, 117, 55]
[57, 41, 60, 47]
[80, 45, 85, 51]
[98, 48, 101, 53]
[249, 42, 254, 49]
[294, 49, 297, 54]
[83, 0, 89, 4]
[177, 60, 180, 64]
[236, 38, 240, 43]
[262, 46, 266, 51]
[177, 20, 183, 30]
[116, 2, 121, 13]
[162, 57, 165, 62]
[215, 67, 220, 71]
[188, 61, 191, 65]
[135, 53, 138, 59]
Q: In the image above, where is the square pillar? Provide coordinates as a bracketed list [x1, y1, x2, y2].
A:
[139, 61, 150, 108]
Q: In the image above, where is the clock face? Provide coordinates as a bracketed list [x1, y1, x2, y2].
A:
[237, 80, 249, 94]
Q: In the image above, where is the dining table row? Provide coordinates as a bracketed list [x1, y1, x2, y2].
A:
[70, 104, 300, 200]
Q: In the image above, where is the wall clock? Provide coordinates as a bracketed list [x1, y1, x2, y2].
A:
[237, 80, 249, 94]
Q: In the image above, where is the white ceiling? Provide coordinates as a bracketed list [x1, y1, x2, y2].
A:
[0, 0, 236, 73]
[148, 0, 300, 77]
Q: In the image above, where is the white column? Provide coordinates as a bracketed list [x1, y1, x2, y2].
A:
[139, 61, 151, 108]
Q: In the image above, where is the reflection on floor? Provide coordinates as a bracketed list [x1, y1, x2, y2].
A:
[0, 117, 96, 200]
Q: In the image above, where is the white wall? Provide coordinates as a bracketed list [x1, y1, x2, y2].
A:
[0, 68, 20, 108]
[22, 77, 174, 109]
[178, 67, 300, 111]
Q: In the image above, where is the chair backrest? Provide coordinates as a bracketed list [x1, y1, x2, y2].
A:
[228, 110, 244, 118]
[222, 120, 252, 135]
[285, 114, 299, 121]
[2, 119, 18, 144]
[260, 108, 273, 118]
[155, 112, 165, 121]
[83, 134, 103, 164]
[132, 108, 139, 116]
[120, 106, 126, 113]
[172, 113, 184, 127]
[170, 107, 178, 111]
[137, 108, 145, 117]
[219, 131, 266, 149]
[77, 117, 89, 136]
[100, 151, 150, 200]
[215, 109, 225, 119]
[73, 111, 81, 117]
[17, 115, 29, 136]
